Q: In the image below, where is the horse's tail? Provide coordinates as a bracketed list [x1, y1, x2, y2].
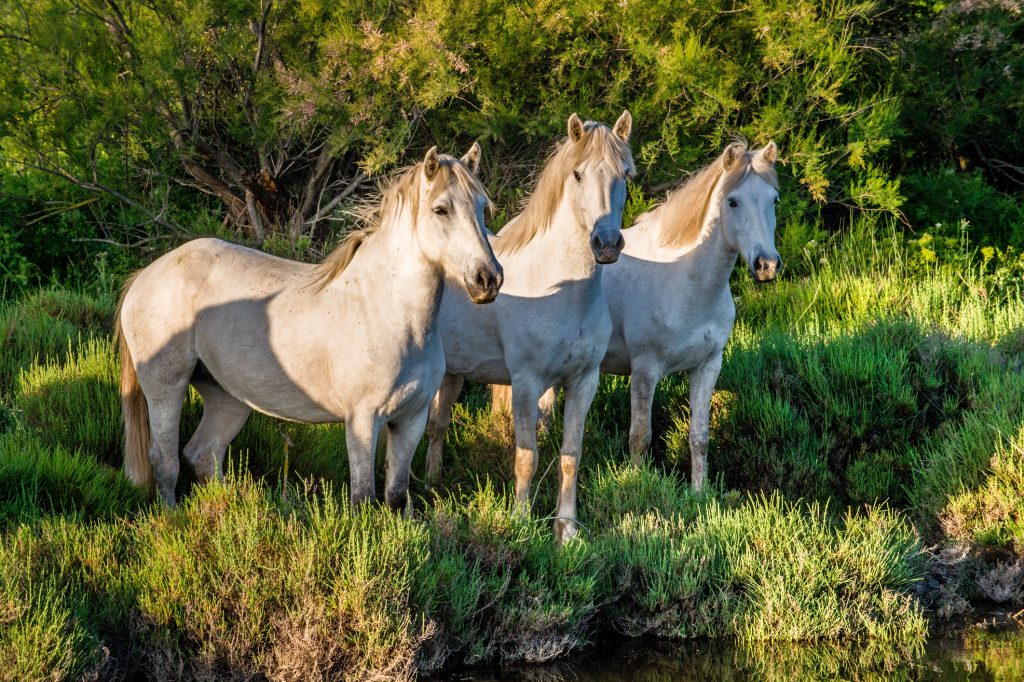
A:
[116, 274, 152, 489]
[490, 384, 513, 416]
[490, 384, 557, 431]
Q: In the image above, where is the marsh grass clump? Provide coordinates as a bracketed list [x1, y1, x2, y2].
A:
[15, 337, 121, 466]
[0, 516, 134, 682]
[0, 463, 933, 679]
[0, 288, 113, 398]
[130, 474, 428, 680]
[590, 476, 927, 648]
[708, 320, 983, 506]
[0, 431, 144, 526]
[937, 424, 1024, 558]
[416, 483, 602, 670]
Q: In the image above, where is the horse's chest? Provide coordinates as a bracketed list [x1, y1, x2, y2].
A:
[668, 327, 720, 367]
[534, 320, 608, 379]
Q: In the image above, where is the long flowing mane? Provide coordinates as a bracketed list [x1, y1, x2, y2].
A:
[313, 157, 487, 288]
[645, 140, 778, 249]
[494, 122, 634, 256]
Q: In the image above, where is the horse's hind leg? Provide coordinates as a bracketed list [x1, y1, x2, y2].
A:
[628, 359, 663, 467]
[137, 366, 192, 507]
[537, 386, 557, 433]
[185, 377, 252, 483]
[385, 408, 430, 514]
[425, 373, 463, 487]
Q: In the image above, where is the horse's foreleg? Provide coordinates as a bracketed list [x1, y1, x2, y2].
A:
[385, 408, 430, 514]
[629, 361, 662, 467]
[425, 373, 463, 488]
[185, 379, 251, 483]
[688, 352, 723, 491]
[553, 371, 600, 544]
[510, 376, 544, 512]
[346, 414, 381, 507]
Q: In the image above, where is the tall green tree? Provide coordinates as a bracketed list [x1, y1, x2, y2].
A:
[1, 0, 917, 245]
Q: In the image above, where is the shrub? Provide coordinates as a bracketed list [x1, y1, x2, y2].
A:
[15, 337, 121, 467]
[0, 431, 144, 527]
[0, 287, 113, 397]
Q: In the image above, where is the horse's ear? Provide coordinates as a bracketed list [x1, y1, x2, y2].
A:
[567, 113, 585, 143]
[423, 146, 440, 180]
[722, 142, 744, 171]
[760, 140, 778, 164]
[613, 110, 632, 142]
[461, 141, 482, 175]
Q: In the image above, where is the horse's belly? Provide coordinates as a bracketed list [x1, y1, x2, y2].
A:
[201, 350, 344, 423]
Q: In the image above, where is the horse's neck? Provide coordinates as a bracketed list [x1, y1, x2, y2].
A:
[651, 201, 737, 294]
[319, 220, 444, 328]
[513, 201, 600, 285]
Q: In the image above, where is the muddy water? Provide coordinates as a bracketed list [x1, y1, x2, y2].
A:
[446, 624, 1024, 681]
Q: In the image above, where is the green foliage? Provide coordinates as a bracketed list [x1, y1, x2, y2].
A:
[0, 168, 103, 291]
[903, 170, 1024, 249]
[0, 286, 113, 397]
[895, 1, 1024, 185]
[0, 0, 966, 245]
[0, 431, 144, 527]
[15, 337, 122, 467]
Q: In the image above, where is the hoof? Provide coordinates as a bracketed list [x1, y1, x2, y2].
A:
[554, 517, 578, 545]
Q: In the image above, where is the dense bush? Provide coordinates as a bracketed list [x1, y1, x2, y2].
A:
[1, 0, 1019, 264]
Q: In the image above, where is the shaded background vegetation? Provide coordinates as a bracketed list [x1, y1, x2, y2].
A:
[1, 0, 1022, 282]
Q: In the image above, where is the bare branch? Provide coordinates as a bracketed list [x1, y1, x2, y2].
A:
[252, 0, 272, 72]
[18, 161, 189, 236]
[245, 189, 266, 243]
[308, 172, 367, 225]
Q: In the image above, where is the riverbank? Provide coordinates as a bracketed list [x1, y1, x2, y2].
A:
[445, 620, 1024, 681]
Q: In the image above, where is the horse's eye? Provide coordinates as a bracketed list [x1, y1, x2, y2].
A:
[433, 206, 449, 216]
[573, 170, 582, 183]
[728, 199, 739, 208]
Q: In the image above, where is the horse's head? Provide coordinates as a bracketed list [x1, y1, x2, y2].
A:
[562, 111, 635, 264]
[718, 141, 781, 283]
[415, 145, 502, 303]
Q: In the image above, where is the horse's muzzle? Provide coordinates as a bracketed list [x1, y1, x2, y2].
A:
[466, 265, 503, 304]
[592, 233, 625, 264]
[751, 253, 781, 283]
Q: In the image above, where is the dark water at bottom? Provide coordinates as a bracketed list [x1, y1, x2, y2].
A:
[444, 624, 1024, 681]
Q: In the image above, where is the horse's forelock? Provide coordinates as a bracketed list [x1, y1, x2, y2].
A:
[495, 122, 634, 256]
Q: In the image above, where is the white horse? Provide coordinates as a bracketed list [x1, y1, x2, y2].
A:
[117, 145, 502, 508]
[424, 112, 635, 543]
[492, 140, 780, 490]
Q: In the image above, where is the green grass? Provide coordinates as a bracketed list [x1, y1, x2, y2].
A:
[1, 230, 1022, 677]
[0, 467, 929, 679]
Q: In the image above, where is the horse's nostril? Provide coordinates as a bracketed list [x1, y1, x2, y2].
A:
[615, 233, 625, 251]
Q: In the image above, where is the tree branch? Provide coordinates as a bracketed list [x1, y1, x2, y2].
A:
[308, 172, 367, 224]
[19, 161, 188, 237]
